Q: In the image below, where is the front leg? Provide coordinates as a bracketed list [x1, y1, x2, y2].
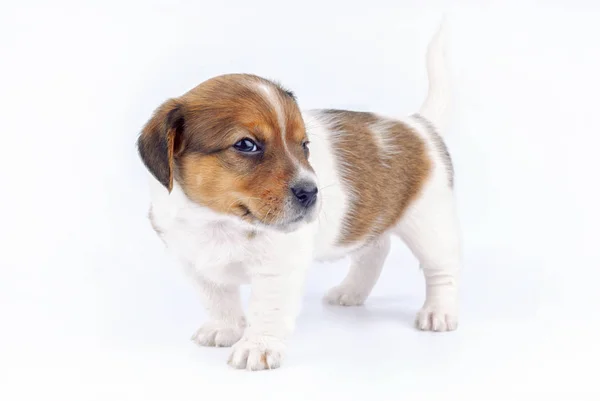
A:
[190, 275, 246, 347]
[228, 231, 312, 370]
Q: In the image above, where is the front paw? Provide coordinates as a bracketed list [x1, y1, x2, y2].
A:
[415, 300, 458, 332]
[228, 336, 286, 371]
[324, 285, 368, 306]
[191, 321, 245, 347]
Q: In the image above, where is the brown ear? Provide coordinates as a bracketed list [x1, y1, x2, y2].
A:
[137, 99, 185, 192]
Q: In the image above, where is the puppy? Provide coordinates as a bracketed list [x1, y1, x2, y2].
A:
[138, 21, 459, 370]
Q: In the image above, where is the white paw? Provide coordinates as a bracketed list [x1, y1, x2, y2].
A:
[415, 301, 458, 332]
[228, 336, 286, 371]
[191, 321, 245, 347]
[324, 285, 368, 306]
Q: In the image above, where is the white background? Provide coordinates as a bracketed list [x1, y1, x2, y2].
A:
[1, 1, 599, 400]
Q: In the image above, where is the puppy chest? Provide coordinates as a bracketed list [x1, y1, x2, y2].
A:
[157, 219, 254, 283]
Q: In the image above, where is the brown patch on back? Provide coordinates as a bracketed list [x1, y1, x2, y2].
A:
[318, 110, 432, 245]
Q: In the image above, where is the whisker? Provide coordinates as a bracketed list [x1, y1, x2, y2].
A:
[318, 183, 337, 192]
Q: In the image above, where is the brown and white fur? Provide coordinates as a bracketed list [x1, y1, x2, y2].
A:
[138, 21, 459, 370]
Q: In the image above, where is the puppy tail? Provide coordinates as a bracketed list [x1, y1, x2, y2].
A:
[419, 16, 450, 131]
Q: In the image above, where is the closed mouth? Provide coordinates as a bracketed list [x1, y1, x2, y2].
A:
[239, 204, 305, 230]
[273, 214, 305, 230]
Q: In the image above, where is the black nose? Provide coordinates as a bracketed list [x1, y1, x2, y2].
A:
[291, 182, 318, 208]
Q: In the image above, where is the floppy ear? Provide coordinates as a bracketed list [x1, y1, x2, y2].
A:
[137, 99, 185, 192]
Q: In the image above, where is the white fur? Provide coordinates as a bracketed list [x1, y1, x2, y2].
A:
[420, 16, 450, 131]
[258, 83, 286, 135]
[145, 19, 459, 370]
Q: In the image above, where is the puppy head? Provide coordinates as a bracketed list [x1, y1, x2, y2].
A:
[138, 74, 318, 232]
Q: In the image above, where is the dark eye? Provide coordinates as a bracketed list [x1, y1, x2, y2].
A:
[233, 138, 261, 153]
[302, 141, 310, 156]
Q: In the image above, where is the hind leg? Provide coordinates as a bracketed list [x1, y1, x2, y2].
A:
[324, 234, 391, 306]
[396, 187, 460, 331]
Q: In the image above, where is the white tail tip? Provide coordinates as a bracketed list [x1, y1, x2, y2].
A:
[419, 16, 450, 131]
